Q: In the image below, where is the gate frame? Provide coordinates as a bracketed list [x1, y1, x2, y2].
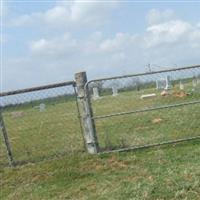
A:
[84, 64, 200, 153]
[0, 80, 83, 166]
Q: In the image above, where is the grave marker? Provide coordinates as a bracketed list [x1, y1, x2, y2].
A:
[179, 81, 184, 90]
[112, 86, 118, 96]
[93, 87, 100, 100]
[39, 103, 46, 112]
[165, 75, 172, 90]
[193, 79, 197, 87]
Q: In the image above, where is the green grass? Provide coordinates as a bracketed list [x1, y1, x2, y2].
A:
[0, 82, 200, 199]
[1, 142, 200, 200]
[0, 98, 84, 165]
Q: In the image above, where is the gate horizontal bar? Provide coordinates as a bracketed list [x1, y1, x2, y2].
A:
[93, 100, 200, 120]
[100, 135, 200, 154]
[87, 64, 200, 84]
[0, 81, 76, 97]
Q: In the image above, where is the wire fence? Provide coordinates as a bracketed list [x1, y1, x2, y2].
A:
[1, 65, 200, 167]
[0, 81, 84, 167]
[86, 65, 200, 152]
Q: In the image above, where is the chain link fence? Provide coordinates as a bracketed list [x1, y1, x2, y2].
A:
[1, 65, 200, 167]
[0, 81, 84, 167]
[86, 65, 200, 152]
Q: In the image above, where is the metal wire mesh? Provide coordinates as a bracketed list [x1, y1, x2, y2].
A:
[0, 82, 84, 166]
[87, 65, 200, 151]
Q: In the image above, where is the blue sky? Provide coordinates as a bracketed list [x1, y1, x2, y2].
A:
[1, 1, 200, 91]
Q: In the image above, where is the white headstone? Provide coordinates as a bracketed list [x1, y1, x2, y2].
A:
[93, 87, 100, 100]
[112, 86, 118, 96]
[39, 103, 46, 112]
[193, 79, 197, 87]
[179, 81, 184, 90]
[165, 75, 171, 90]
[156, 79, 166, 90]
[140, 93, 156, 99]
[156, 80, 159, 90]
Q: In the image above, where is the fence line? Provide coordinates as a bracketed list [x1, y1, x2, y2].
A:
[0, 65, 200, 167]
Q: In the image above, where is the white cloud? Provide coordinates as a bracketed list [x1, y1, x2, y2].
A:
[146, 9, 175, 25]
[11, 14, 34, 26]
[30, 33, 78, 57]
[145, 20, 191, 48]
[4, 8, 200, 91]
[189, 30, 200, 47]
[11, 1, 119, 28]
[99, 33, 137, 53]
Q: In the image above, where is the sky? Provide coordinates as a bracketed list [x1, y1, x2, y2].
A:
[1, 0, 200, 92]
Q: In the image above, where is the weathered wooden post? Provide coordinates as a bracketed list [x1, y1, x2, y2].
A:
[75, 72, 99, 154]
[0, 110, 15, 166]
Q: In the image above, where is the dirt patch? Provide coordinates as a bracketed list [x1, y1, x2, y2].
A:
[11, 111, 24, 118]
[152, 118, 162, 124]
[172, 91, 190, 98]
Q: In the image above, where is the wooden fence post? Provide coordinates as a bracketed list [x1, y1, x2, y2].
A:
[75, 72, 99, 154]
[0, 111, 15, 166]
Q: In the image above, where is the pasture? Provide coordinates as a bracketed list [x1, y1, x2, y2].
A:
[0, 81, 200, 199]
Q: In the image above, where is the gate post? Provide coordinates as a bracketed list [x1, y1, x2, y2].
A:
[0, 110, 15, 166]
[75, 72, 99, 154]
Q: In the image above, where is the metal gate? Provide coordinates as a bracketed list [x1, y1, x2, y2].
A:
[86, 65, 200, 152]
[0, 81, 83, 166]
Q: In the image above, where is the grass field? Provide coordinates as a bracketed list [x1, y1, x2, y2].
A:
[0, 82, 200, 199]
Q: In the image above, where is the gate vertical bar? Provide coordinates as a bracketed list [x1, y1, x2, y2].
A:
[0, 109, 15, 166]
[75, 72, 99, 154]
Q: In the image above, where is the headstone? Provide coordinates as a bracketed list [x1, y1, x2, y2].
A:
[140, 93, 156, 99]
[179, 81, 184, 90]
[93, 87, 100, 100]
[156, 80, 159, 90]
[156, 79, 166, 90]
[197, 78, 200, 85]
[112, 86, 118, 96]
[165, 75, 172, 90]
[39, 103, 46, 112]
[193, 79, 197, 87]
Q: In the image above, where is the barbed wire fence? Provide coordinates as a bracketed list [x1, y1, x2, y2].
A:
[0, 81, 84, 167]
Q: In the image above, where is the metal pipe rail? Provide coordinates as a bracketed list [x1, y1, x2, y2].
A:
[100, 136, 200, 154]
[93, 100, 200, 120]
[0, 81, 76, 97]
[86, 64, 200, 86]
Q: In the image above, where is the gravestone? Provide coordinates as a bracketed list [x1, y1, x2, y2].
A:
[156, 80, 159, 90]
[93, 87, 100, 100]
[165, 75, 172, 90]
[156, 79, 167, 90]
[140, 93, 156, 99]
[112, 86, 118, 96]
[39, 103, 46, 112]
[179, 81, 184, 90]
[197, 78, 200, 85]
[193, 79, 197, 87]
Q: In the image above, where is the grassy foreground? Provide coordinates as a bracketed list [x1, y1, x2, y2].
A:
[1, 140, 200, 200]
[0, 82, 200, 199]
